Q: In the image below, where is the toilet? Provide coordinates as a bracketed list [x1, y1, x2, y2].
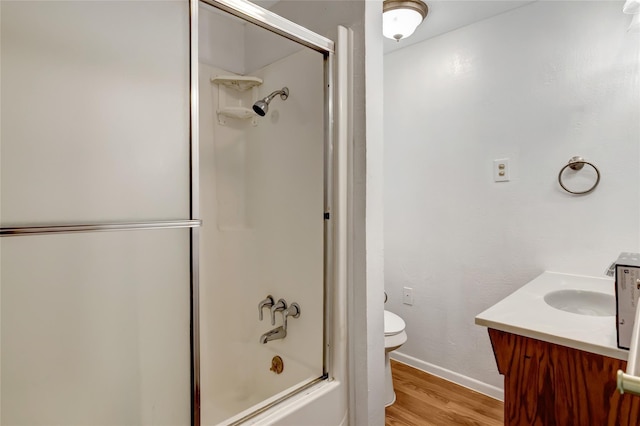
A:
[384, 310, 408, 406]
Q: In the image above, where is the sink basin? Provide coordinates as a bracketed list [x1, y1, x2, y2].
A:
[544, 289, 615, 316]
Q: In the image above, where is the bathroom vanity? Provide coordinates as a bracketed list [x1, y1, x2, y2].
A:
[476, 272, 640, 425]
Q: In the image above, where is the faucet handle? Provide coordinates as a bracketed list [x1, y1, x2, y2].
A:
[270, 299, 287, 325]
[258, 295, 274, 321]
[283, 302, 301, 330]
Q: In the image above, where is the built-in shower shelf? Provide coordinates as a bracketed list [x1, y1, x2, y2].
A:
[212, 75, 261, 126]
[211, 75, 263, 92]
[217, 107, 256, 119]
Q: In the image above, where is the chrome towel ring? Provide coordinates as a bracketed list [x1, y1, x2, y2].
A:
[558, 156, 601, 195]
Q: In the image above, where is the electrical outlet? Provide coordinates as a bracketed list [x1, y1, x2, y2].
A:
[493, 158, 510, 182]
[403, 287, 414, 306]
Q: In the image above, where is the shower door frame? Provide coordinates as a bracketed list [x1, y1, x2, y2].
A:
[0, 0, 200, 423]
[192, 0, 336, 424]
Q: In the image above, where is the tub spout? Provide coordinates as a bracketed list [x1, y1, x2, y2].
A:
[259, 326, 287, 344]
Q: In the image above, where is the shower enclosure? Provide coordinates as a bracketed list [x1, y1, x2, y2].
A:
[1, 0, 341, 424]
[197, 1, 336, 424]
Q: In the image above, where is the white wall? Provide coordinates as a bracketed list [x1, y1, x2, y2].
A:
[384, 1, 640, 395]
[199, 4, 246, 74]
[244, 22, 303, 76]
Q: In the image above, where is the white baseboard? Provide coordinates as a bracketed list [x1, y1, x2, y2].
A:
[390, 351, 504, 401]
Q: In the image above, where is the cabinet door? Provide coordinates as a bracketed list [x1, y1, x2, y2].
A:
[489, 329, 640, 426]
[489, 329, 556, 425]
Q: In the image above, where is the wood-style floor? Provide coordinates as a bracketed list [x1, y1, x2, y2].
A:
[385, 360, 504, 426]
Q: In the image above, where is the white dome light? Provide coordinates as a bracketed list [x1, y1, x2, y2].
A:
[623, 0, 640, 33]
[383, 0, 428, 42]
[623, 0, 640, 14]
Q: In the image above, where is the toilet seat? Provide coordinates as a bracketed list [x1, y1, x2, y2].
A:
[383, 309, 408, 407]
[384, 310, 406, 336]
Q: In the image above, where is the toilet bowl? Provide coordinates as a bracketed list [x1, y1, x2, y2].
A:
[384, 310, 407, 406]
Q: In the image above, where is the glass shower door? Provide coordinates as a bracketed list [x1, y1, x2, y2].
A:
[1, 230, 192, 425]
[0, 1, 196, 424]
[198, 1, 334, 424]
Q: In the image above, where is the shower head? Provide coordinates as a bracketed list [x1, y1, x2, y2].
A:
[253, 87, 289, 117]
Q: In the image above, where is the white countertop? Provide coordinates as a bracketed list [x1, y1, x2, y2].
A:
[475, 271, 628, 361]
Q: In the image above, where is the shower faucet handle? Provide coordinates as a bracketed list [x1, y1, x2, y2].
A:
[283, 303, 301, 331]
[258, 295, 275, 321]
[270, 299, 287, 326]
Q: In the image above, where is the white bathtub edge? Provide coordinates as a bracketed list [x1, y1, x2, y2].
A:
[248, 380, 346, 426]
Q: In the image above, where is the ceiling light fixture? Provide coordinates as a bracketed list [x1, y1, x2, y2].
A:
[383, 0, 428, 42]
[623, 0, 640, 33]
[624, 0, 640, 14]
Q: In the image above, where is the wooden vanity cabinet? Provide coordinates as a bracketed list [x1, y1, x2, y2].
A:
[488, 328, 640, 425]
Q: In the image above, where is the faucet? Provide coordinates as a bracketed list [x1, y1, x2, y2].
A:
[258, 300, 301, 344]
[282, 302, 301, 330]
[258, 295, 274, 321]
[270, 298, 287, 325]
[259, 326, 287, 344]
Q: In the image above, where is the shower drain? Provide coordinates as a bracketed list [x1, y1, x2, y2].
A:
[270, 356, 284, 374]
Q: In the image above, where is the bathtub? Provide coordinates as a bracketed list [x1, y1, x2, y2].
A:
[201, 342, 345, 425]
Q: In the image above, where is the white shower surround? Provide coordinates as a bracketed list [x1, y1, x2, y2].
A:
[199, 52, 326, 425]
[244, 2, 384, 422]
[201, 343, 319, 423]
[384, 1, 640, 399]
[198, 3, 357, 423]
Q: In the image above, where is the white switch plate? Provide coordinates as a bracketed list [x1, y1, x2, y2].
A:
[403, 287, 414, 306]
[493, 158, 510, 182]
